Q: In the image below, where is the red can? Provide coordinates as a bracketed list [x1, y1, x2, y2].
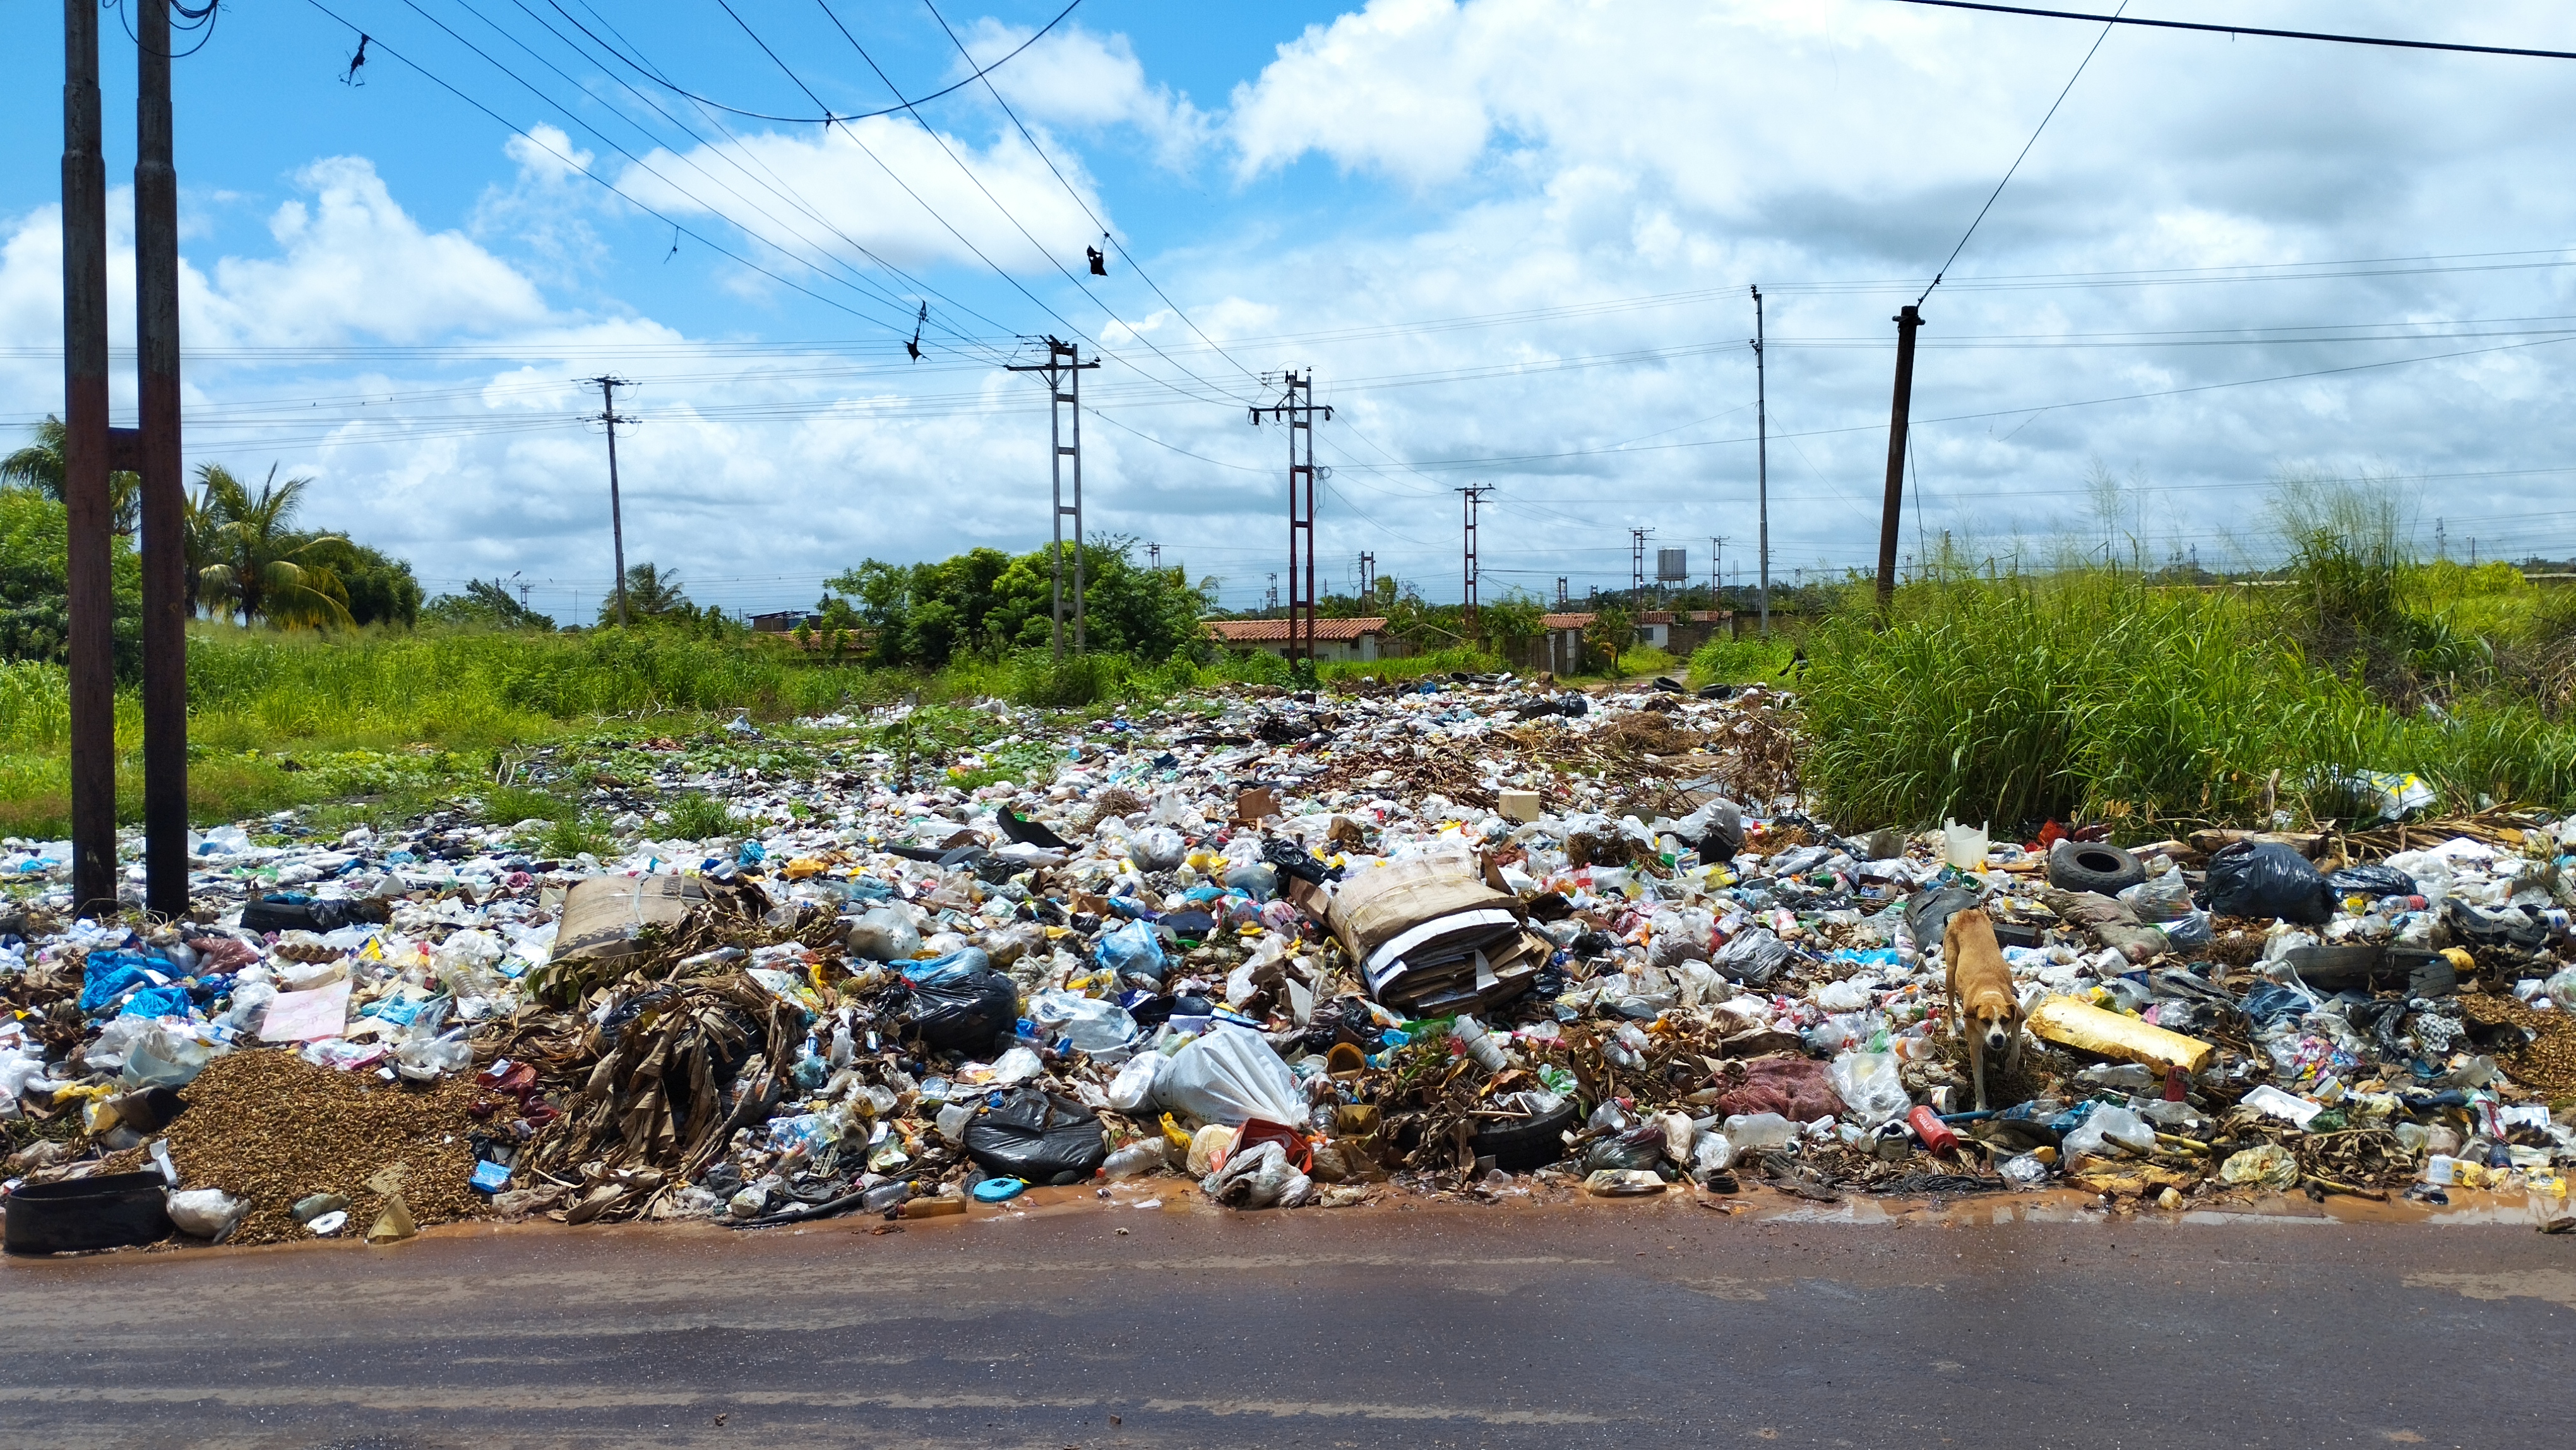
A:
[1907, 1105, 1958, 1156]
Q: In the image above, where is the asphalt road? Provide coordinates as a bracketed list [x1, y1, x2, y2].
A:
[3, 1192, 2571, 1449]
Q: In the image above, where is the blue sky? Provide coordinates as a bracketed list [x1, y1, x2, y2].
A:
[8, 1, 2576, 621]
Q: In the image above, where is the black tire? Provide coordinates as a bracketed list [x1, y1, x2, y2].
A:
[1469, 1099, 1583, 1173]
[2048, 842, 2146, 896]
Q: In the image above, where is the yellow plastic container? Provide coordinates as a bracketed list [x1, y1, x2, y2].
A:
[2028, 996, 2215, 1075]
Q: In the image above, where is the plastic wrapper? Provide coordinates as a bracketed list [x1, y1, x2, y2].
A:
[1202, 1137, 1313, 1209]
[1713, 926, 1791, 986]
[1095, 919, 1167, 985]
[1029, 990, 1139, 1056]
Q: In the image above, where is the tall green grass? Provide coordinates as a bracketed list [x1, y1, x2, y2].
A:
[1799, 569, 2576, 834]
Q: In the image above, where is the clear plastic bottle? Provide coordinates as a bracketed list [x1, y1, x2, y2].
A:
[1102, 1141, 1167, 1178]
[1722, 1111, 1794, 1149]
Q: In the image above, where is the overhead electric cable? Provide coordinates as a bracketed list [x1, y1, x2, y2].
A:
[1917, 0, 2125, 305]
[1886, 1, 2576, 62]
[921, 0, 1267, 392]
[532, 0, 1087, 123]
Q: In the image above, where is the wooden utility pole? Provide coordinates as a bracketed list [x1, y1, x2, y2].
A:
[137, 0, 188, 916]
[62, 0, 115, 916]
[587, 376, 635, 626]
[1751, 285, 1769, 635]
[1875, 304, 1924, 616]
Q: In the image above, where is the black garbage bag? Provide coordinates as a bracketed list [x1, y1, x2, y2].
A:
[2445, 899, 2549, 950]
[900, 968, 1019, 1054]
[1580, 1123, 1667, 1175]
[996, 808, 1071, 851]
[1263, 836, 1342, 886]
[2203, 841, 2334, 924]
[2327, 863, 2416, 898]
[1904, 884, 1985, 952]
[963, 1088, 1110, 1185]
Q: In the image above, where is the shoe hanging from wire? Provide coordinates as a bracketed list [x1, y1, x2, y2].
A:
[1085, 234, 1108, 277]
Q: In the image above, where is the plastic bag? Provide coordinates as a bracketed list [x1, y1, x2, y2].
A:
[1202, 1137, 1313, 1209]
[1029, 990, 1139, 1056]
[845, 906, 923, 962]
[1713, 927, 1791, 986]
[1582, 1123, 1667, 1174]
[2204, 840, 2334, 925]
[2061, 1105, 2155, 1159]
[1156, 1027, 1305, 1127]
[1128, 825, 1186, 872]
[1827, 1052, 1909, 1125]
[119, 1026, 214, 1090]
[2327, 863, 2416, 899]
[900, 967, 1019, 1053]
[1645, 908, 1717, 968]
[2118, 870, 2194, 925]
[962, 1087, 1110, 1185]
[2546, 966, 2576, 1014]
[1106, 1052, 1164, 1113]
[394, 1026, 474, 1081]
[1095, 919, 1167, 985]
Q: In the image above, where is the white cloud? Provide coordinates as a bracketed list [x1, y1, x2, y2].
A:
[956, 19, 1210, 165]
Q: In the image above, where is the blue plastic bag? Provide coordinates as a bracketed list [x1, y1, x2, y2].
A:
[900, 947, 993, 988]
[78, 950, 159, 1015]
[1095, 918, 1167, 985]
[117, 985, 194, 1019]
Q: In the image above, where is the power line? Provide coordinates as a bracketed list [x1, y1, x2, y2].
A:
[919, 0, 1267, 395]
[806, 0, 1253, 407]
[1917, 1, 2125, 306]
[1886, 1, 2576, 63]
[534, 0, 1087, 124]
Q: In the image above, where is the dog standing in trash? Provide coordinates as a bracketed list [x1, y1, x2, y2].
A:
[1942, 906, 2023, 1111]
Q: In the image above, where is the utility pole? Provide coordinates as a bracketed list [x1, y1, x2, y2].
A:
[1708, 536, 1724, 604]
[1253, 371, 1328, 671]
[1875, 304, 1924, 615]
[136, 0, 187, 916]
[1457, 486, 1494, 634]
[1357, 551, 1376, 599]
[1265, 573, 1279, 613]
[2435, 518, 2447, 561]
[1008, 339, 1099, 659]
[61, 0, 114, 915]
[1751, 285, 1770, 635]
[1148, 542, 1160, 570]
[1630, 528, 1650, 597]
[1556, 577, 1568, 607]
[585, 376, 636, 626]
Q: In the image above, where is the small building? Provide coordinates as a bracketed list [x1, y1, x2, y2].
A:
[1539, 612, 1595, 674]
[1204, 616, 1390, 663]
[749, 609, 820, 633]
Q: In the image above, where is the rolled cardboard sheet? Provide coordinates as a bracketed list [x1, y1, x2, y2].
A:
[2028, 995, 2215, 1076]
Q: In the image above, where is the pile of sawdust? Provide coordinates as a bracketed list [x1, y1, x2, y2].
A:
[152, 1049, 487, 1245]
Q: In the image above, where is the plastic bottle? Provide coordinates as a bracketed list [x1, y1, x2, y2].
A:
[1722, 1111, 1794, 1149]
[1451, 1016, 1508, 1072]
[1103, 1141, 1167, 1178]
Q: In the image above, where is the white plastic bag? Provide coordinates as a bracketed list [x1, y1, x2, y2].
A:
[845, 906, 923, 962]
[1106, 1052, 1164, 1113]
[1202, 1138, 1313, 1209]
[2062, 1105, 2156, 1159]
[1029, 990, 1138, 1056]
[1157, 1026, 1305, 1127]
[2118, 868, 2193, 924]
[1827, 1052, 1909, 1125]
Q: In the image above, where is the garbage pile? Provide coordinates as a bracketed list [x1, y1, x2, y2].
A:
[6, 674, 2576, 1251]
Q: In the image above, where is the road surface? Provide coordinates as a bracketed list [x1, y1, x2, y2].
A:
[2, 1190, 2569, 1448]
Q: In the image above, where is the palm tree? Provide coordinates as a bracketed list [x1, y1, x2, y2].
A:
[597, 561, 692, 625]
[194, 462, 354, 628]
[2, 414, 141, 535]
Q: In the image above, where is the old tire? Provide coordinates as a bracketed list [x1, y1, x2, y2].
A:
[1469, 1099, 1582, 1173]
[2048, 842, 2146, 896]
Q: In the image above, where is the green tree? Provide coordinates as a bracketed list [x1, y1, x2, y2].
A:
[1585, 604, 1635, 674]
[193, 463, 354, 628]
[1, 414, 140, 537]
[596, 561, 692, 626]
[1478, 589, 1545, 661]
[0, 483, 142, 674]
[426, 577, 554, 630]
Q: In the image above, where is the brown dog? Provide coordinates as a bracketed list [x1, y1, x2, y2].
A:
[1942, 906, 2024, 1111]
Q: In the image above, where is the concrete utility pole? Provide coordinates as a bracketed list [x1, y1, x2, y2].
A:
[1357, 551, 1376, 599]
[136, 0, 188, 916]
[1751, 285, 1770, 635]
[586, 376, 636, 626]
[1265, 573, 1279, 613]
[1147, 542, 1160, 570]
[1708, 537, 1724, 604]
[61, 0, 114, 915]
[1253, 372, 1329, 671]
[1556, 577, 1568, 607]
[1875, 304, 1924, 616]
[1630, 528, 1650, 597]
[1007, 338, 1097, 658]
[1457, 486, 1493, 633]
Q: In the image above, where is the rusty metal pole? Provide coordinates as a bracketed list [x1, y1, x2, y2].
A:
[1875, 304, 1924, 617]
[62, 0, 117, 916]
[137, 0, 189, 918]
